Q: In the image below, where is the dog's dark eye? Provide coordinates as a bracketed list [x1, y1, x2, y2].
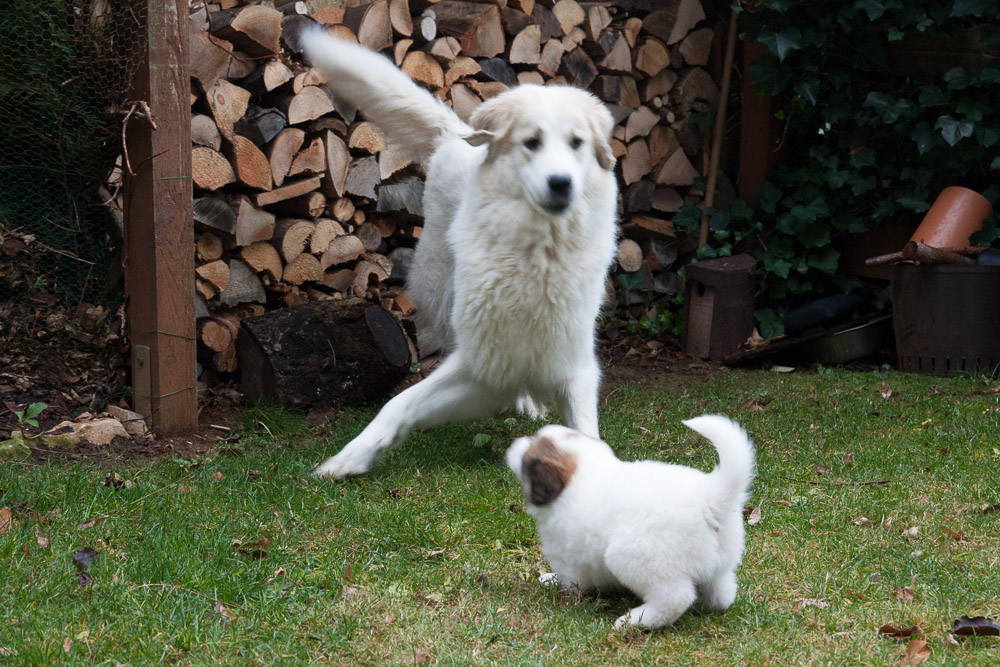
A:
[524, 137, 541, 151]
[570, 137, 583, 150]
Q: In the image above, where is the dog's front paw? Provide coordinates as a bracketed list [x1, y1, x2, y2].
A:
[538, 572, 560, 587]
[313, 448, 374, 479]
[515, 395, 548, 420]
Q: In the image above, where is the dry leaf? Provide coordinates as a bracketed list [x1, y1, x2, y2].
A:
[341, 585, 361, 599]
[78, 571, 93, 587]
[73, 547, 99, 570]
[213, 601, 238, 624]
[853, 516, 871, 526]
[942, 525, 964, 541]
[78, 515, 110, 530]
[950, 615, 1000, 637]
[900, 638, 930, 665]
[63, 636, 72, 653]
[879, 624, 920, 638]
[794, 597, 830, 609]
[901, 526, 919, 538]
[35, 524, 49, 549]
[775, 499, 793, 507]
[413, 650, 432, 665]
[747, 506, 762, 526]
[879, 385, 893, 400]
[842, 453, 854, 464]
[178, 486, 193, 493]
[104, 472, 124, 489]
[816, 464, 832, 475]
[211, 471, 224, 481]
[895, 587, 914, 602]
[981, 503, 1000, 515]
[0, 647, 15, 657]
[0, 507, 13, 535]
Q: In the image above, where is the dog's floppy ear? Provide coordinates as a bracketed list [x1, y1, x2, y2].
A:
[465, 97, 514, 159]
[587, 98, 616, 171]
[523, 436, 577, 506]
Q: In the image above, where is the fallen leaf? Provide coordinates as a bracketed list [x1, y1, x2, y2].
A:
[211, 471, 224, 481]
[0, 507, 12, 534]
[950, 615, 1000, 637]
[901, 638, 930, 665]
[35, 524, 49, 549]
[794, 597, 830, 609]
[242, 468, 260, 479]
[853, 516, 871, 526]
[413, 650, 433, 665]
[942, 525, 964, 541]
[236, 538, 270, 560]
[63, 637, 72, 653]
[178, 486, 193, 493]
[104, 472, 124, 489]
[879, 624, 920, 638]
[477, 573, 489, 589]
[78, 571, 93, 587]
[842, 453, 854, 464]
[387, 488, 400, 498]
[775, 499, 793, 507]
[341, 585, 361, 599]
[895, 587, 914, 602]
[0, 647, 15, 657]
[73, 547, 99, 570]
[901, 526, 919, 538]
[747, 506, 762, 526]
[816, 464, 833, 475]
[78, 515, 110, 530]
[981, 503, 1000, 515]
[879, 385, 893, 400]
[213, 601, 238, 624]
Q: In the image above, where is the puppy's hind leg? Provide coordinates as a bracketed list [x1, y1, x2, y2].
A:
[314, 356, 508, 478]
[613, 581, 697, 631]
[697, 570, 738, 612]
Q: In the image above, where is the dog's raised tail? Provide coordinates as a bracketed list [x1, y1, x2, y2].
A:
[683, 414, 755, 509]
[301, 29, 471, 161]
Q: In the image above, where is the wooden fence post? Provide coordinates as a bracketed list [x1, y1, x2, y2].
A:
[124, 0, 197, 435]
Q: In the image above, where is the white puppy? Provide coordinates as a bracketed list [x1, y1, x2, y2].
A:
[302, 31, 618, 478]
[505, 415, 755, 630]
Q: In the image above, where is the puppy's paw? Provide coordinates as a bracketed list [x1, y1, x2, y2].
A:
[515, 395, 548, 420]
[313, 449, 373, 479]
[538, 572, 560, 587]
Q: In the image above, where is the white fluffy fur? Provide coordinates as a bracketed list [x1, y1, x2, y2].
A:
[505, 415, 756, 630]
[302, 31, 619, 478]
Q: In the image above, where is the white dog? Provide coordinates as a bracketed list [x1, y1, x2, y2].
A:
[505, 415, 755, 630]
[302, 31, 619, 478]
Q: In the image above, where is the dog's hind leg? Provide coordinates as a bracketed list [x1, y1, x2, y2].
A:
[697, 570, 738, 611]
[555, 361, 601, 438]
[613, 581, 697, 630]
[314, 356, 509, 478]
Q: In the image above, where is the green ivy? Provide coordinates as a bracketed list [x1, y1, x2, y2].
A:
[691, 0, 1000, 338]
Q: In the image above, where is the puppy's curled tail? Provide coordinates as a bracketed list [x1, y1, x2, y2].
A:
[301, 29, 472, 161]
[683, 414, 755, 510]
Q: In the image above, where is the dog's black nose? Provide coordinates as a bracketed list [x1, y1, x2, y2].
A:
[548, 175, 572, 197]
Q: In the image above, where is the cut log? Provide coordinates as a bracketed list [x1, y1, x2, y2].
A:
[621, 139, 650, 186]
[194, 196, 237, 234]
[196, 259, 231, 292]
[425, 36, 462, 62]
[652, 186, 684, 213]
[344, 156, 381, 199]
[517, 70, 545, 85]
[196, 278, 218, 300]
[324, 23, 361, 43]
[343, 0, 394, 51]
[227, 51, 256, 80]
[625, 105, 660, 142]
[210, 5, 283, 56]
[282, 253, 323, 284]
[282, 86, 336, 125]
[270, 191, 327, 219]
[623, 16, 642, 48]
[191, 114, 223, 151]
[644, 69, 678, 100]
[207, 79, 251, 141]
[532, 5, 562, 41]
[560, 47, 598, 88]
[374, 216, 397, 238]
[448, 82, 479, 122]
[624, 179, 654, 212]
[226, 135, 273, 191]
[292, 67, 328, 94]
[196, 232, 224, 261]
[445, 55, 481, 85]
[268, 128, 306, 187]
[200, 314, 240, 352]
[389, 0, 414, 36]
[479, 57, 517, 85]
[273, 218, 316, 263]
[635, 37, 669, 77]
[648, 124, 678, 168]
[311, 218, 346, 254]
[418, 9, 437, 42]
[321, 131, 350, 198]
[599, 33, 632, 72]
[561, 26, 586, 51]
[509, 24, 541, 64]
[314, 7, 345, 24]
[288, 136, 327, 177]
[394, 38, 414, 65]
[401, 50, 446, 87]
[432, 2, 505, 58]
[656, 148, 698, 186]
[255, 175, 323, 207]
[220, 259, 267, 306]
[237, 299, 411, 406]
[331, 197, 356, 223]
[673, 67, 718, 118]
[538, 38, 564, 76]
[356, 221, 384, 252]
[234, 107, 287, 146]
[627, 214, 675, 237]
[617, 238, 643, 272]
[585, 5, 611, 41]
[378, 145, 415, 179]
[190, 23, 233, 92]
[619, 73, 640, 108]
[643, 0, 706, 46]
[192, 147, 236, 191]
[348, 122, 390, 154]
[234, 196, 276, 246]
[263, 58, 295, 91]
[679, 27, 713, 66]
[552, 0, 585, 36]
[279, 14, 319, 55]
[214, 342, 239, 373]
[353, 258, 391, 294]
[241, 241, 284, 282]
[321, 234, 366, 269]
[320, 268, 357, 292]
[510, 0, 535, 15]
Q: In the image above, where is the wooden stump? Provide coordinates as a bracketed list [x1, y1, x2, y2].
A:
[237, 299, 411, 406]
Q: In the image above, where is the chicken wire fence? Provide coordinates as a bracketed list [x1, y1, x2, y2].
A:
[0, 0, 146, 310]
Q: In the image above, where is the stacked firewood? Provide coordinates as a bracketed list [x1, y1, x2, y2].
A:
[188, 0, 721, 375]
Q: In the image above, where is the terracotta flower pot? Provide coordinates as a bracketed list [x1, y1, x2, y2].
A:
[910, 186, 993, 248]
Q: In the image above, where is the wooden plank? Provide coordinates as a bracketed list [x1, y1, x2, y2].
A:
[123, 0, 197, 435]
[737, 40, 786, 202]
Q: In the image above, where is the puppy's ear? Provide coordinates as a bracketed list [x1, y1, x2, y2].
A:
[523, 436, 577, 506]
[468, 97, 514, 161]
[463, 130, 494, 147]
[587, 99, 615, 171]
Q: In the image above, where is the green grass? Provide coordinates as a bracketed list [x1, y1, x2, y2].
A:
[2, 367, 1000, 665]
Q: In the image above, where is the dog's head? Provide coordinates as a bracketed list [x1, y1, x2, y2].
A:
[506, 425, 612, 506]
[464, 85, 615, 217]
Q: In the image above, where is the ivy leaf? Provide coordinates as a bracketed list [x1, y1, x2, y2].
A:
[855, 0, 886, 20]
[754, 308, 784, 340]
[750, 52, 792, 95]
[898, 193, 930, 212]
[976, 125, 1000, 148]
[911, 122, 938, 155]
[758, 25, 803, 61]
[807, 248, 840, 274]
[990, 156, 1000, 171]
[798, 223, 831, 248]
[795, 79, 820, 106]
[935, 115, 975, 146]
[950, 0, 997, 17]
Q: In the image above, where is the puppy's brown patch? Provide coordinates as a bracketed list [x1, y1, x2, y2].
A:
[523, 436, 577, 506]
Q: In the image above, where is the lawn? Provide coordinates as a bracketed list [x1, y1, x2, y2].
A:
[2, 365, 999, 665]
